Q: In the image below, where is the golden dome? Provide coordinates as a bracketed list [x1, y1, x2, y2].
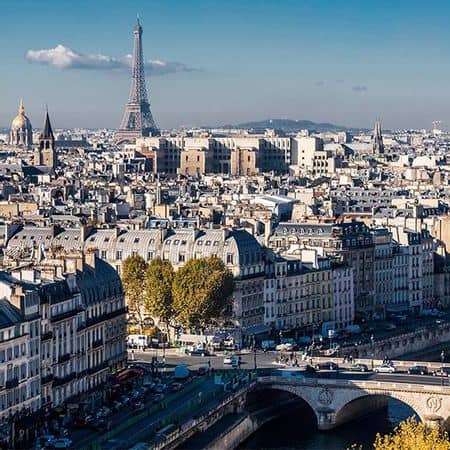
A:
[11, 100, 32, 130]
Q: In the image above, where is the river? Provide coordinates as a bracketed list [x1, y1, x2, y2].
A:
[238, 398, 416, 450]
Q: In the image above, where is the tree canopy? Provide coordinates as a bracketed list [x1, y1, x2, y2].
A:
[145, 257, 174, 327]
[172, 256, 234, 329]
[372, 417, 450, 450]
[121, 255, 147, 330]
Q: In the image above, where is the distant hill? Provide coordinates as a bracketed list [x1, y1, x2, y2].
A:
[213, 118, 368, 133]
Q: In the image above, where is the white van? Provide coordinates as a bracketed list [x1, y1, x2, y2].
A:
[127, 334, 149, 349]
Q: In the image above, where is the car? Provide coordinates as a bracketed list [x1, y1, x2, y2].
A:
[299, 364, 317, 376]
[37, 435, 56, 447]
[315, 362, 339, 371]
[169, 382, 183, 393]
[350, 363, 369, 372]
[112, 400, 123, 412]
[91, 419, 108, 431]
[120, 395, 130, 405]
[153, 393, 165, 402]
[197, 365, 209, 376]
[185, 348, 209, 356]
[433, 367, 450, 377]
[223, 355, 237, 365]
[50, 438, 73, 449]
[384, 323, 397, 331]
[275, 343, 294, 352]
[134, 402, 145, 411]
[374, 364, 396, 373]
[408, 365, 429, 375]
[153, 384, 166, 394]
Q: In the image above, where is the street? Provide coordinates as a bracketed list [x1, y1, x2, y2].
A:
[131, 348, 450, 387]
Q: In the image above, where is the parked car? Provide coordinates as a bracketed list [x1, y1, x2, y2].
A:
[185, 348, 209, 356]
[315, 362, 339, 371]
[153, 393, 165, 402]
[408, 365, 429, 375]
[374, 364, 396, 373]
[197, 365, 209, 376]
[113, 400, 123, 412]
[153, 384, 166, 394]
[433, 367, 450, 377]
[169, 382, 183, 393]
[134, 402, 145, 412]
[276, 343, 294, 352]
[350, 363, 369, 372]
[223, 355, 237, 365]
[50, 438, 73, 449]
[299, 364, 317, 376]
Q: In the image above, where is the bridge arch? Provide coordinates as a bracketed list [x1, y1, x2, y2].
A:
[246, 385, 319, 428]
[334, 393, 418, 429]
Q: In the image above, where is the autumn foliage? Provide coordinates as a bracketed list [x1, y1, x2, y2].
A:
[371, 417, 450, 450]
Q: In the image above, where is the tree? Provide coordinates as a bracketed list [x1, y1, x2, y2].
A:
[145, 257, 174, 337]
[172, 256, 234, 329]
[121, 255, 147, 332]
[372, 417, 450, 450]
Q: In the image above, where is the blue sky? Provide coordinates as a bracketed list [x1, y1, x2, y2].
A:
[2, 0, 450, 130]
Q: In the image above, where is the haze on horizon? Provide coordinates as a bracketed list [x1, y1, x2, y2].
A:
[2, 0, 450, 131]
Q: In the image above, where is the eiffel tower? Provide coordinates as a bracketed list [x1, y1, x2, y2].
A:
[115, 18, 159, 143]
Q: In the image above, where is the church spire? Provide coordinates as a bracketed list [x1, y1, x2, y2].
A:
[373, 119, 384, 154]
[41, 110, 54, 140]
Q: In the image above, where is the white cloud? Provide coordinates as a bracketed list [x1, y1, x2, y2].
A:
[25, 44, 198, 76]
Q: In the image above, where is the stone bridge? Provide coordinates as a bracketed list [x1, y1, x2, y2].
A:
[255, 376, 450, 430]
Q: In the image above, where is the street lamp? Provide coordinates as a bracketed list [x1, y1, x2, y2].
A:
[441, 350, 445, 386]
[370, 334, 374, 370]
[253, 335, 257, 370]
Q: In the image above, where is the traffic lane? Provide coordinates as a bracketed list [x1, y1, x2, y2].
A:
[331, 371, 450, 386]
[111, 378, 222, 446]
[132, 351, 450, 384]
[74, 377, 216, 448]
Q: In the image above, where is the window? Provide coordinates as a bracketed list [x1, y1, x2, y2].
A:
[116, 251, 122, 260]
[226, 253, 234, 264]
[134, 238, 139, 243]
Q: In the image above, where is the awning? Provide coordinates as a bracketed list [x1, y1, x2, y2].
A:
[242, 324, 271, 335]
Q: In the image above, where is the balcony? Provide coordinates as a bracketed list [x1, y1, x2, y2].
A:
[58, 353, 71, 364]
[85, 307, 127, 328]
[92, 338, 104, 349]
[41, 331, 53, 341]
[5, 378, 19, 389]
[87, 361, 108, 375]
[41, 374, 54, 384]
[53, 372, 77, 387]
[51, 308, 82, 323]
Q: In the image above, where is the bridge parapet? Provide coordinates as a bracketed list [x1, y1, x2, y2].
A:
[256, 376, 450, 430]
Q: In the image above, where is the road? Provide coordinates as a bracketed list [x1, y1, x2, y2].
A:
[71, 350, 449, 448]
[131, 349, 450, 387]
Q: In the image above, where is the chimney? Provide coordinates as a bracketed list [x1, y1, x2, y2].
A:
[85, 248, 97, 270]
[80, 225, 93, 243]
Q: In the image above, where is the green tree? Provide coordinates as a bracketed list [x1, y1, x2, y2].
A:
[145, 257, 174, 337]
[370, 417, 450, 450]
[122, 255, 147, 332]
[172, 256, 234, 329]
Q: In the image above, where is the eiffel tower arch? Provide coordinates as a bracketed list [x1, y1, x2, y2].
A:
[115, 18, 159, 143]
